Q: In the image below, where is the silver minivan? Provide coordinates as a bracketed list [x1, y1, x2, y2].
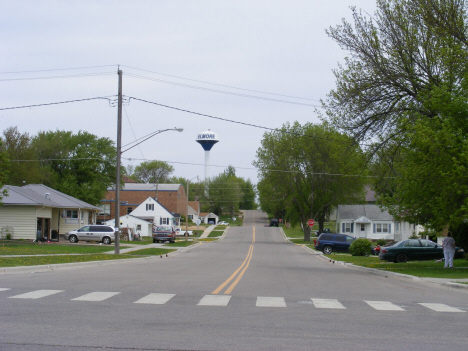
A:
[65, 225, 116, 244]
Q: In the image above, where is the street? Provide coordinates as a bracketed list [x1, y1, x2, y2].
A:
[1, 210, 467, 351]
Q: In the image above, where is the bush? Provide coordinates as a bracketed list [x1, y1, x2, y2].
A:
[6, 233, 11, 240]
[376, 239, 386, 246]
[349, 238, 372, 256]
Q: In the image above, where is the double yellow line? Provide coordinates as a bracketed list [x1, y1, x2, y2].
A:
[212, 228, 255, 295]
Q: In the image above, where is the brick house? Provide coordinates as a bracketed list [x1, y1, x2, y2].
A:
[97, 177, 198, 224]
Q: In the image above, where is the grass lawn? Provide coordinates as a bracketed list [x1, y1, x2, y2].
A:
[208, 230, 225, 238]
[162, 241, 196, 248]
[324, 253, 468, 278]
[0, 254, 134, 267]
[283, 223, 334, 239]
[125, 248, 176, 256]
[0, 240, 129, 255]
[119, 237, 153, 245]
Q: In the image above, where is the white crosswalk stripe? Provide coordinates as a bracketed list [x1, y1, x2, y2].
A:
[0, 288, 11, 292]
[197, 295, 231, 306]
[256, 296, 286, 307]
[135, 293, 176, 305]
[419, 303, 466, 313]
[8, 289, 64, 299]
[71, 292, 120, 302]
[365, 301, 405, 311]
[311, 298, 346, 309]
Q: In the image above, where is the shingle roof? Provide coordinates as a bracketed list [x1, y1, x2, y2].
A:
[338, 204, 392, 221]
[1, 185, 99, 210]
[107, 183, 182, 191]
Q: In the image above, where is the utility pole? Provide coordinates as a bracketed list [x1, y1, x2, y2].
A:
[115, 69, 123, 255]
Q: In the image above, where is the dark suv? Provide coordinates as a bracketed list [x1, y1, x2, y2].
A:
[270, 218, 279, 227]
[315, 233, 355, 254]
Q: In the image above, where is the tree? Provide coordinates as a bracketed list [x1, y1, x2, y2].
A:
[1, 127, 42, 186]
[253, 122, 366, 241]
[324, 0, 468, 232]
[0, 138, 10, 202]
[132, 160, 174, 184]
[32, 130, 117, 205]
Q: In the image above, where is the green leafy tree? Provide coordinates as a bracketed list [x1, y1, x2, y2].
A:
[32, 130, 117, 205]
[133, 160, 174, 184]
[324, 0, 468, 233]
[0, 138, 10, 202]
[253, 122, 366, 241]
[1, 127, 42, 186]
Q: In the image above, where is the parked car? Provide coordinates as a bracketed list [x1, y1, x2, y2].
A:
[218, 221, 229, 226]
[379, 239, 465, 263]
[314, 233, 355, 254]
[175, 228, 193, 236]
[208, 220, 215, 224]
[152, 225, 176, 243]
[65, 225, 116, 244]
[316, 228, 331, 236]
[270, 218, 279, 227]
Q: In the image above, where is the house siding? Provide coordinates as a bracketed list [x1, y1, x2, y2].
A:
[0, 206, 37, 239]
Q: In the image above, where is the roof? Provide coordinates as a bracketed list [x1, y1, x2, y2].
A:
[337, 204, 392, 221]
[1, 184, 99, 210]
[107, 183, 182, 192]
[365, 186, 377, 202]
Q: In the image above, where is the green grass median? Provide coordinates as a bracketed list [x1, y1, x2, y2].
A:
[0, 241, 129, 255]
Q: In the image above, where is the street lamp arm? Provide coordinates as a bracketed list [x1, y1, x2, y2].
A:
[121, 128, 183, 154]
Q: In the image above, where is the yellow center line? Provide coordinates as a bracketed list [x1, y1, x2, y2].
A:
[211, 228, 255, 295]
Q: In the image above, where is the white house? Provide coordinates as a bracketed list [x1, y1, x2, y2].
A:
[104, 214, 152, 237]
[336, 204, 423, 241]
[129, 197, 178, 227]
[0, 184, 99, 241]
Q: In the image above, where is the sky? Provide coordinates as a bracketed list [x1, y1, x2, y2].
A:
[0, 0, 377, 185]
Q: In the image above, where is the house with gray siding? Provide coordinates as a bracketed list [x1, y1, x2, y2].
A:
[0, 184, 99, 241]
[335, 204, 422, 242]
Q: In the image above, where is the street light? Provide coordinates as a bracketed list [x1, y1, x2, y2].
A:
[186, 176, 199, 240]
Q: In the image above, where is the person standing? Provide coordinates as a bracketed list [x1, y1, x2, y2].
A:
[442, 232, 456, 268]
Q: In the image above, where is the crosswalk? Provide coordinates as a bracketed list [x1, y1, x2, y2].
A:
[1, 288, 466, 313]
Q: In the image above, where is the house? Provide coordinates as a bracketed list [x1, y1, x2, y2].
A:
[125, 197, 178, 228]
[97, 178, 199, 224]
[335, 204, 423, 241]
[0, 184, 99, 241]
[103, 214, 152, 237]
[200, 212, 219, 224]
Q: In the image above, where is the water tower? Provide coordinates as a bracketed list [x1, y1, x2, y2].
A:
[196, 129, 219, 181]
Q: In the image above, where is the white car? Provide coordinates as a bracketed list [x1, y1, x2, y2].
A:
[218, 221, 229, 226]
[175, 228, 193, 236]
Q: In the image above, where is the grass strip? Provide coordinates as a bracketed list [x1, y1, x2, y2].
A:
[208, 230, 224, 238]
[125, 248, 176, 256]
[0, 241, 129, 255]
[162, 241, 195, 247]
[0, 254, 133, 267]
[328, 254, 468, 279]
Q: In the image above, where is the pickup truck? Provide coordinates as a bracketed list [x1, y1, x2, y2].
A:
[175, 228, 193, 236]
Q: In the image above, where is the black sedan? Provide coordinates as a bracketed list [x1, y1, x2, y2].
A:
[379, 239, 465, 263]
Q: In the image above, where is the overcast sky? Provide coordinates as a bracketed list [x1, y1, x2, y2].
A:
[0, 0, 376, 185]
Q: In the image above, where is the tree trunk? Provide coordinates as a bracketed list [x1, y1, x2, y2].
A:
[303, 224, 311, 242]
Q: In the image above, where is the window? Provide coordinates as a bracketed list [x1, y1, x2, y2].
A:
[188, 215, 193, 219]
[344, 223, 353, 233]
[66, 210, 78, 219]
[136, 224, 141, 230]
[335, 235, 346, 242]
[127, 207, 133, 214]
[146, 204, 154, 211]
[160, 218, 169, 225]
[98, 204, 111, 215]
[361, 224, 365, 231]
[375, 223, 390, 233]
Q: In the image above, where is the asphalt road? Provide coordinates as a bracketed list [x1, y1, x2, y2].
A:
[1, 210, 467, 351]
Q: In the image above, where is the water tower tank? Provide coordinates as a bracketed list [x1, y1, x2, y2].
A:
[196, 130, 219, 182]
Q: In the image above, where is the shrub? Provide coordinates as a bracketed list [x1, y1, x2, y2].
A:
[349, 238, 372, 256]
[376, 239, 386, 246]
[6, 233, 11, 240]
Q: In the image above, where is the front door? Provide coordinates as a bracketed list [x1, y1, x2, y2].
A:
[37, 218, 51, 241]
[359, 223, 366, 238]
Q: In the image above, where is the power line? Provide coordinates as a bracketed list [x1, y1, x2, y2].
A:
[122, 65, 320, 102]
[0, 65, 117, 75]
[0, 96, 114, 111]
[125, 73, 321, 107]
[0, 72, 115, 82]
